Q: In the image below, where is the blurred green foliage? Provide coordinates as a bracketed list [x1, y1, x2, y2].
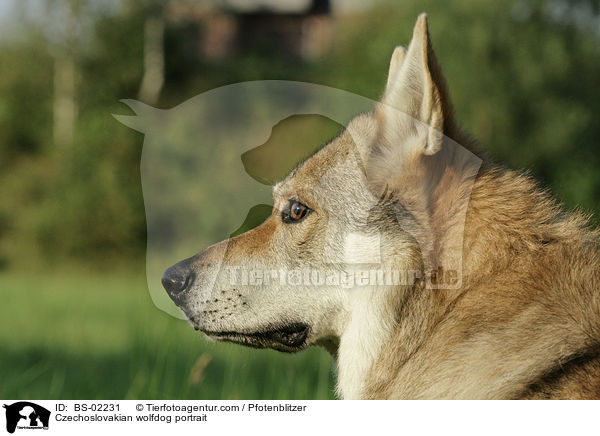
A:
[1, 0, 600, 268]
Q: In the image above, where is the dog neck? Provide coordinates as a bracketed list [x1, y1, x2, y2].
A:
[334, 144, 479, 399]
[336, 282, 403, 399]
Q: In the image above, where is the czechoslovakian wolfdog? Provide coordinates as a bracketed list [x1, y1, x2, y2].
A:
[161, 14, 600, 399]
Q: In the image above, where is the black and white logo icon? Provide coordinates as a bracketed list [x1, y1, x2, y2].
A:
[3, 402, 50, 433]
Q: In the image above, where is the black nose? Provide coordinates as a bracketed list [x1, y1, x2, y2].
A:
[161, 264, 195, 300]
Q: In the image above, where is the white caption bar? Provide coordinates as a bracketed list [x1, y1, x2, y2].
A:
[1, 400, 597, 436]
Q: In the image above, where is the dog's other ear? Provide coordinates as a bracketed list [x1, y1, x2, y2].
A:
[386, 46, 407, 88]
[377, 14, 454, 156]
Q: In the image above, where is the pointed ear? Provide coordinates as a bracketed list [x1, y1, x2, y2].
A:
[378, 14, 453, 156]
[386, 45, 407, 88]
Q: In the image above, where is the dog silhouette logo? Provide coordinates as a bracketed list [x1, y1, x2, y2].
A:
[3, 402, 50, 433]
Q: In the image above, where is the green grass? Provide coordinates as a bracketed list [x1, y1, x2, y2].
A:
[0, 271, 336, 399]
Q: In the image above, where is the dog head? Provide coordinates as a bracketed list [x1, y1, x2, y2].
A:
[161, 15, 479, 353]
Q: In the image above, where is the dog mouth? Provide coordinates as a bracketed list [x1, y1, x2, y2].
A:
[201, 323, 310, 352]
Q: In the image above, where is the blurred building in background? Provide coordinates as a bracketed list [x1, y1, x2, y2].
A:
[165, 0, 333, 61]
[139, 0, 373, 104]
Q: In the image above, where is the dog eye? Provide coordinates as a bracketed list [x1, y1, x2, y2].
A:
[283, 200, 310, 223]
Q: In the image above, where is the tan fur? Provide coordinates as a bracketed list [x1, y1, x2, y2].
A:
[164, 14, 600, 399]
[363, 169, 600, 399]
